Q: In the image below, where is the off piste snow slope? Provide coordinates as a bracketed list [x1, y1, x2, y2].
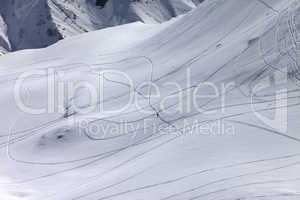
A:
[0, 0, 300, 199]
[0, 0, 203, 52]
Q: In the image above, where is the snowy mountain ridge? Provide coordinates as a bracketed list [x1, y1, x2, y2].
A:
[0, 0, 203, 53]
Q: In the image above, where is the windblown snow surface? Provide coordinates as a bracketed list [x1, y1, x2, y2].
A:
[0, 0, 300, 199]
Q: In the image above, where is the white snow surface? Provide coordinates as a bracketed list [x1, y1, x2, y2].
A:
[0, 0, 300, 199]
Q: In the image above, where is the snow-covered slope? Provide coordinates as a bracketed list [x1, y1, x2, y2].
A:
[50, 0, 204, 36]
[0, 0, 299, 199]
[0, 0, 202, 52]
[0, 14, 10, 54]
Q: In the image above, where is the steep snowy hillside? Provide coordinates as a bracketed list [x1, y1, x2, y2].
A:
[0, 0, 299, 200]
[0, 0, 63, 51]
[0, 0, 202, 52]
[0, 14, 10, 54]
[50, 0, 204, 36]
